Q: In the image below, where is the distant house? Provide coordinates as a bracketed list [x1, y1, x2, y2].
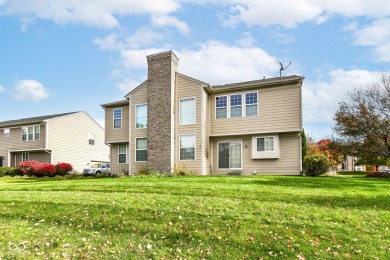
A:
[102, 51, 304, 175]
[0, 111, 109, 172]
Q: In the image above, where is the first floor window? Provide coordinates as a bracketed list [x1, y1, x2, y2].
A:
[113, 108, 122, 128]
[180, 134, 195, 160]
[22, 152, 29, 162]
[136, 138, 147, 162]
[257, 137, 274, 151]
[118, 144, 127, 164]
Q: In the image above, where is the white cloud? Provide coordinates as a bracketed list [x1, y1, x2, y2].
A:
[151, 14, 190, 35]
[1, 0, 180, 29]
[0, 84, 5, 93]
[178, 40, 279, 85]
[352, 18, 390, 62]
[13, 79, 51, 102]
[223, 0, 323, 28]
[235, 31, 254, 47]
[303, 69, 383, 138]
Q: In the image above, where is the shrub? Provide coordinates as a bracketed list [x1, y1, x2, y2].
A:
[303, 154, 330, 176]
[366, 171, 390, 178]
[18, 160, 56, 177]
[55, 162, 73, 176]
[0, 167, 22, 177]
[174, 163, 191, 176]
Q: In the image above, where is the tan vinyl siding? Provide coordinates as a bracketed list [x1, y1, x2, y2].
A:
[111, 143, 129, 174]
[129, 83, 148, 174]
[202, 87, 211, 174]
[11, 151, 51, 167]
[47, 112, 109, 172]
[0, 124, 46, 167]
[211, 132, 301, 175]
[175, 75, 203, 174]
[105, 105, 130, 144]
[210, 83, 302, 136]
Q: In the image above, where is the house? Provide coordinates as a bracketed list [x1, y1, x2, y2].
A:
[101, 51, 304, 175]
[0, 111, 109, 172]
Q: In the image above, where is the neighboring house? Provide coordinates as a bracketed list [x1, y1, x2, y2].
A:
[337, 155, 355, 171]
[102, 51, 304, 175]
[0, 111, 109, 172]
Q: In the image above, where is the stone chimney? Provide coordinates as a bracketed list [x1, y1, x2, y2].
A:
[146, 51, 178, 173]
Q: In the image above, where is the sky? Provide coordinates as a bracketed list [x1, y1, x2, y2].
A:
[0, 0, 389, 140]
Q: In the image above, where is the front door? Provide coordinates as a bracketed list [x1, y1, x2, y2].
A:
[218, 142, 242, 169]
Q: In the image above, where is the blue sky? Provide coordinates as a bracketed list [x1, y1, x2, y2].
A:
[0, 0, 389, 139]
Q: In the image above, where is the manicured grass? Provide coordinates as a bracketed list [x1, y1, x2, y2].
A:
[0, 175, 389, 259]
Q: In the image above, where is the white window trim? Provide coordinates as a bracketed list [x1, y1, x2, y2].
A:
[88, 133, 95, 145]
[135, 103, 148, 129]
[215, 95, 228, 120]
[118, 143, 128, 164]
[216, 91, 259, 119]
[245, 91, 258, 117]
[113, 108, 122, 129]
[21, 125, 40, 141]
[179, 97, 196, 125]
[251, 134, 280, 159]
[217, 140, 243, 170]
[179, 134, 196, 161]
[22, 152, 29, 162]
[135, 137, 147, 162]
[230, 93, 243, 118]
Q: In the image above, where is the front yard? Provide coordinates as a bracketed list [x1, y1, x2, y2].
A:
[0, 175, 389, 259]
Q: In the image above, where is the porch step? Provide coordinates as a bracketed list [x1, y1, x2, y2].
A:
[228, 170, 242, 176]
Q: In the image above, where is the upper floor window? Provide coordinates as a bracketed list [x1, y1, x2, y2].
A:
[88, 133, 95, 145]
[246, 92, 258, 116]
[3, 128, 10, 138]
[22, 125, 40, 141]
[113, 109, 122, 129]
[180, 134, 195, 160]
[230, 94, 242, 118]
[136, 138, 147, 162]
[216, 96, 227, 119]
[136, 104, 147, 128]
[180, 98, 195, 125]
[118, 144, 127, 164]
[257, 136, 274, 152]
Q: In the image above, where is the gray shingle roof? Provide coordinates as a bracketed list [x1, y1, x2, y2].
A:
[212, 75, 304, 90]
[0, 112, 79, 127]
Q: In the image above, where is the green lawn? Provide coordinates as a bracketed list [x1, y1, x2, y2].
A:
[0, 175, 389, 259]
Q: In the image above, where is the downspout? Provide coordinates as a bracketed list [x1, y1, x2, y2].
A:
[42, 120, 52, 163]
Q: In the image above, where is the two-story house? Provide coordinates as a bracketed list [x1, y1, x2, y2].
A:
[102, 51, 304, 175]
[0, 111, 109, 172]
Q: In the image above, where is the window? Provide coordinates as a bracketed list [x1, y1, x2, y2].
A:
[245, 92, 258, 116]
[4, 128, 10, 138]
[118, 144, 127, 164]
[22, 125, 40, 141]
[180, 98, 195, 125]
[22, 152, 29, 162]
[180, 134, 195, 160]
[113, 109, 122, 129]
[88, 134, 95, 145]
[136, 138, 147, 162]
[136, 104, 147, 128]
[230, 94, 242, 118]
[216, 96, 227, 119]
[257, 137, 274, 152]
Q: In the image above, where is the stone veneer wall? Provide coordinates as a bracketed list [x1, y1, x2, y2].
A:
[146, 51, 178, 172]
